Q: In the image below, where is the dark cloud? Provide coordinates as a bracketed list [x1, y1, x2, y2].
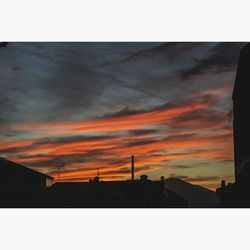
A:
[0, 43, 140, 123]
[99, 94, 217, 122]
[33, 134, 117, 146]
[120, 42, 180, 63]
[168, 174, 220, 182]
[0, 42, 240, 126]
[19, 150, 108, 168]
[102, 165, 153, 175]
[128, 129, 159, 136]
[105, 106, 143, 118]
[167, 165, 194, 169]
[22, 153, 133, 175]
[101, 102, 173, 119]
[187, 176, 220, 182]
[122, 138, 158, 147]
[120, 42, 204, 64]
[12, 66, 20, 71]
[181, 42, 246, 79]
[0, 134, 119, 155]
[169, 108, 228, 130]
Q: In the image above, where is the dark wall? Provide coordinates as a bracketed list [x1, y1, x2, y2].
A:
[0, 170, 46, 190]
[233, 44, 250, 182]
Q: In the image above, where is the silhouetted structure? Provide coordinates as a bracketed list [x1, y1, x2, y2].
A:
[232, 43, 250, 183]
[131, 155, 134, 181]
[221, 180, 225, 188]
[89, 168, 100, 183]
[0, 158, 54, 189]
[217, 44, 250, 207]
[0, 158, 54, 207]
[46, 177, 188, 208]
[140, 175, 148, 182]
[93, 176, 100, 183]
[56, 164, 64, 182]
[0, 158, 187, 208]
[166, 178, 219, 208]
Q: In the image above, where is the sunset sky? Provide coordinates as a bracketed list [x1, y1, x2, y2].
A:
[0, 42, 245, 190]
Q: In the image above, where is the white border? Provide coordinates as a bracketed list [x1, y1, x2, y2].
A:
[0, 209, 248, 250]
[0, 0, 250, 41]
[0, 0, 249, 249]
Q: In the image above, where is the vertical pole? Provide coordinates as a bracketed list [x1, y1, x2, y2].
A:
[57, 165, 60, 182]
[132, 155, 134, 182]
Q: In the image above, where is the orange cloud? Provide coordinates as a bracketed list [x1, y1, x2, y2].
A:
[1, 95, 233, 190]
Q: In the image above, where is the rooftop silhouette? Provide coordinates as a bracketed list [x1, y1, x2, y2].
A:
[0, 156, 188, 208]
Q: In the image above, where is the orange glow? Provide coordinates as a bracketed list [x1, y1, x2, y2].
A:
[1, 95, 233, 190]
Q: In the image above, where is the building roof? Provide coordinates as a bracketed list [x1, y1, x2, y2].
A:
[0, 157, 54, 180]
[48, 180, 188, 207]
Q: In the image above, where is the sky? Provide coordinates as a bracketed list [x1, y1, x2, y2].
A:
[0, 42, 245, 190]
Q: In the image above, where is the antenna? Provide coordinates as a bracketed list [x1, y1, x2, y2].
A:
[131, 155, 134, 182]
[94, 168, 100, 182]
[57, 164, 64, 182]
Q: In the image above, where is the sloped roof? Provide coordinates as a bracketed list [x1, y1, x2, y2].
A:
[0, 157, 54, 180]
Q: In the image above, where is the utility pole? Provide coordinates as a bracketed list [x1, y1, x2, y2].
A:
[131, 155, 134, 182]
[57, 164, 64, 182]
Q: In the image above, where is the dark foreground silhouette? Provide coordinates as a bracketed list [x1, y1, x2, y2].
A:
[165, 178, 219, 208]
[0, 158, 188, 208]
[217, 43, 250, 207]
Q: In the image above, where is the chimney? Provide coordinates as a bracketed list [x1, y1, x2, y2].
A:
[221, 180, 226, 188]
[131, 155, 134, 181]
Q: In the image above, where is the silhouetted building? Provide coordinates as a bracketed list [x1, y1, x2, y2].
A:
[232, 43, 250, 183]
[217, 44, 250, 207]
[47, 178, 188, 208]
[166, 178, 219, 208]
[0, 157, 54, 189]
[221, 180, 225, 188]
[90, 168, 100, 183]
[0, 158, 187, 208]
[0, 158, 54, 207]
[93, 176, 100, 182]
